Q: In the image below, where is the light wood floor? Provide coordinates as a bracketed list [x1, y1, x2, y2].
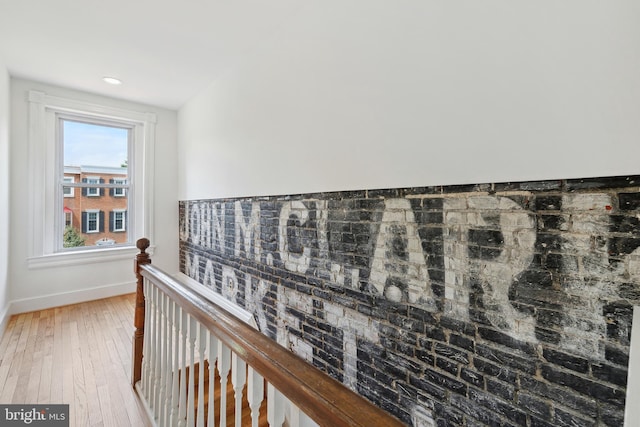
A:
[0, 294, 151, 427]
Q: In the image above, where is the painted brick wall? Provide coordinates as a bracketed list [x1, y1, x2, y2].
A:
[178, 176, 640, 426]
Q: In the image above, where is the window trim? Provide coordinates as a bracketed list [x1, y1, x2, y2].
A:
[27, 90, 156, 268]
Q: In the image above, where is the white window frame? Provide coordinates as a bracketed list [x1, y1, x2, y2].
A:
[63, 176, 74, 197]
[26, 90, 156, 268]
[84, 176, 101, 197]
[85, 209, 100, 233]
[113, 178, 127, 197]
[112, 209, 126, 232]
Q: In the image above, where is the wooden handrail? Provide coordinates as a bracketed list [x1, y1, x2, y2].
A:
[133, 240, 405, 427]
[131, 237, 151, 386]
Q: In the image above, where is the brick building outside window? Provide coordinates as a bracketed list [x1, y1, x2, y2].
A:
[63, 165, 128, 246]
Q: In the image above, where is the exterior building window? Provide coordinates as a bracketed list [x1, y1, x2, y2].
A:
[111, 179, 126, 197]
[64, 211, 72, 227]
[111, 210, 126, 232]
[63, 177, 74, 197]
[83, 210, 103, 233]
[84, 177, 102, 197]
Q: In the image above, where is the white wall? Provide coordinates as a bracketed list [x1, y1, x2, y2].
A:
[0, 61, 10, 331]
[9, 78, 179, 311]
[178, 0, 640, 201]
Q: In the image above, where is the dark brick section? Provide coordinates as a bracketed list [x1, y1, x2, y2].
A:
[179, 175, 640, 426]
[542, 348, 589, 373]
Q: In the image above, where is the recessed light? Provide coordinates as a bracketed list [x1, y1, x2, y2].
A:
[103, 77, 122, 85]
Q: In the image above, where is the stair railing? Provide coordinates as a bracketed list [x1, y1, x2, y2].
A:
[131, 238, 405, 427]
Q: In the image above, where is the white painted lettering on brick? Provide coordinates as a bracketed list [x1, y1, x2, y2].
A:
[446, 196, 538, 341]
[324, 301, 380, 390]
[203, 259, 216, 289]
[185, 253, 200, 282]
[290, 336, 314, 362]
[561, 193, 612, 359]
[411, 405, 436, 427]
[443, 197, 470, 320]
[235, 201, 261, 261]
[278, 201, 311, 273]
[211, 202, 225, 253]
[370, 198, 435, 307]
[314, 200, 331, 271]
[276, 286, 292, 347]
[221, 266, 238, 301]
[190, 203, 201, 246]
[199, 202, 212, 248]
[245, 274, 270, 333]
[479, 196, 537, 341]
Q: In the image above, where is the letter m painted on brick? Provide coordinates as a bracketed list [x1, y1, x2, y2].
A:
[235, 201, 261, 261]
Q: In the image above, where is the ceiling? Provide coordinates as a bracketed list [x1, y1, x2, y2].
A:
[0, 0, 303, 110]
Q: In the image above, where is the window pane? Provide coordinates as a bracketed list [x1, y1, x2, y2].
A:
[63, 120, 128, 169]
[61, 119, 130, 250]
[87, 212, 98, 232]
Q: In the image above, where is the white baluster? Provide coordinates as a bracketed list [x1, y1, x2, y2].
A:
[169, 302, 181, 426]
[287, 404, 318, 427]
[218, 343, 231, 427]
[207, 332, 219, 427]
[267, 383, 285, 427]
[178, 310, 188, 427]
[144, 282, 153, 400]
[141, 279, 151, 398]
[196, 322, 207, 427]
[149, 285, 159, 413]
[157, 290, 167, 425]
[247, 367, 264, 427]
[161, 294, 174, 427]
[231, 353, 247, 427]
[187, 315, 197, 427]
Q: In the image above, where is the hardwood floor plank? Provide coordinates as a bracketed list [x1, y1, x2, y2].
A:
[0, 315, 19, 364]
[49, 306, 65, 404]
[37, 309, 54, 403]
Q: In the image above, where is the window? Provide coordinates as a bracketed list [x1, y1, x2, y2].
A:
[112, 179, 126, 197]
[111, 210, 126, 232]
[27, 90, 156, 267]
[63, 177, 74, 197]
[84, 176, 102, 197]
[64, 210, 72, 227]
[83, 210, 102, 233]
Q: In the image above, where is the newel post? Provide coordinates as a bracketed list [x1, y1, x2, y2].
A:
[132, 237, 151, 387]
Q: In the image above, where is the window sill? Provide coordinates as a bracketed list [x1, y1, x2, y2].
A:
[27, 245, 155, 269]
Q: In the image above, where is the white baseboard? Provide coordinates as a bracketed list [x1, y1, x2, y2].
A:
[8, 280, 137, 316]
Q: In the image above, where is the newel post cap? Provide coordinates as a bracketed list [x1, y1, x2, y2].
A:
[136, 238, 150, 253]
